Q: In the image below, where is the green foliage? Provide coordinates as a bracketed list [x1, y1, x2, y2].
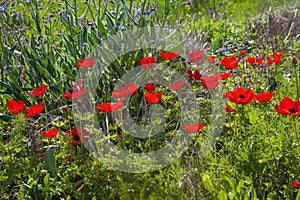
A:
[45, 148, 56, 177]
[0, 0, 300, 199]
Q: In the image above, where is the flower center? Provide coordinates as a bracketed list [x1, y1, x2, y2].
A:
[73, 135, 80, 141]
[239, 94, 245, 98]
[289, 108, 297, 113]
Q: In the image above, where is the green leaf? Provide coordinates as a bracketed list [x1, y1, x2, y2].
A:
[222, 175, 236, 191]
[296, 190, 300, 200]
[105, 12, 115, 33]
[236, 179, 244, 194]
[218, 190, 228, 200]
[32, 9, 41, 34]
[45, 148, 56, 177]
[15, 147, 22, 153]
[43, 173, 50, 187]
[43, 173, 50, 200]
[97, 18, 107, 37]
[201, 173, 215, 194]
[63, 35, 74, 55]
[251, 187, 257, 199]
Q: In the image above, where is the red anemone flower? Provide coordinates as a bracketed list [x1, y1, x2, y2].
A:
[255, 92, 273, 103]
[201, 75, 220, 89]
[66, 155, 74, 162]
[28, 83, 48, 96]
[126, 82, 138, 96]
[220, 72, 232, 80]
[273, 52, 283, 65]
[62, 85, 87, 99]
[144, 83, 156, 92]
[266, 56, 272, 66]
[207, 56, 215, 63]
[225, 105, 236, 113]
[66, 127, 88, 146]
[256, 58, 263, 64]
[6, 100, 25, 114]
[144, 91, 162, 104]
[42, 128, 59, 139]
[274, 97, 300, 116]
[292, 180, 300, 189]
[201, 72, 231, 89]
[139, 56, 156, 70]
[220, 56, 238, 70]
[266, 52, 283, 66]
[71, 134, 81, 146]
[187, 49, 205, 65]
[183, 123, 205, 133]
[225, 88, 255, 105]
[24, 102, 45, 118]
[112, 82, 138, 98]
[112, 88, 128, 98]
[187, 68, 201, 81]
[78, 79, 84, 84]
[169, 81, 184, 91]
[95, 100, 124, 113]
[246, 57, 263, 65]
[237, 50, 247, 57]
[159, 51, 179, 60]
[76, 57, 97, 68]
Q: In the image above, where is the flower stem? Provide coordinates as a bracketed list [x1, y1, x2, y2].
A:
[295, 62, 299, 100]
[264, 105, 279, 179]
[105, 113, 110, 142]
[275, 67, 280, 100]
[43, 96, 49, 131]
[294, 118, 299, 144]
[237, 104, 244, 137]
[265, 108, 270, 139]
[241, 104, 246, 136]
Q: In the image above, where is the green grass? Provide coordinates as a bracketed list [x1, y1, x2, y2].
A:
[0, 0, 300, 199]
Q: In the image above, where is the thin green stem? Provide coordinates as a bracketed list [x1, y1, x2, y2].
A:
[294, 62, 299, 100]
[241, 104, 246, 136]
[236, 104, 244, 138]
[264, 104, 279, 180]
[265, 108, 270, 139]
[294, 117, 299, 144]
[7, 143, 14, 180]
[298, 62, 300, 100]
[43, 96, 49, 132]
[105, 113, 110, 142]
[274, 66, 281, 101]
